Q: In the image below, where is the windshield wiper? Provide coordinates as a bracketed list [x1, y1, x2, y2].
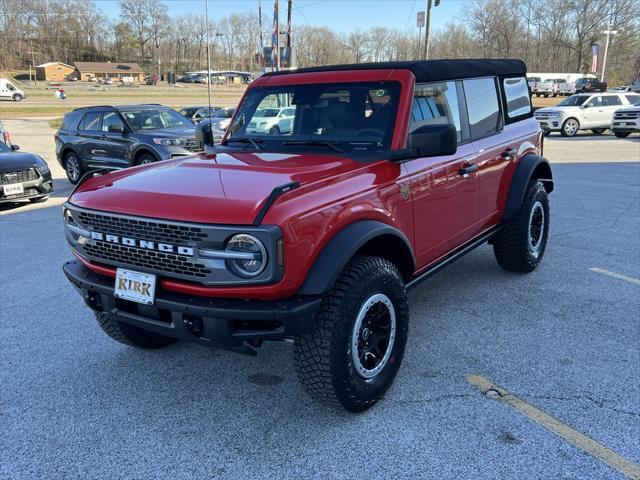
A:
[283, 139, 345, 154]
[224, 137, 263, 151]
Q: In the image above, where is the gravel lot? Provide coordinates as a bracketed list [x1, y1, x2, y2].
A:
[1, 119, 639, 479]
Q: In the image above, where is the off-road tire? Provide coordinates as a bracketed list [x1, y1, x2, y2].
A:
[29, 196, 49, 203]
[294, 255, 409, 412]
[591, 128, 606, 135]
[95, 312, 177, 349]
[614, 131, 631, 138]
[493, 181, 550, 273]
[561, 118, 580, 137]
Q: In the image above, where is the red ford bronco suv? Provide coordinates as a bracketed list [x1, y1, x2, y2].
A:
[63, 59, 553, 412]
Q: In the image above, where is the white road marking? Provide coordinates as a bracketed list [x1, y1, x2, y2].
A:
[466, 375, 640, 480]
[589, 268, 640, 286]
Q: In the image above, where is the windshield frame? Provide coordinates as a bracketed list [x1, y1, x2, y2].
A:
[224, 80, 402, 155]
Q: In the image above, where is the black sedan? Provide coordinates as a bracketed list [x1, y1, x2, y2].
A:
[0, 142, 53, 204]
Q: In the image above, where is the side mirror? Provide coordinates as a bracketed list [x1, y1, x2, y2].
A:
[108, 124, 124, 133]
[581, 104, 589, 109]
[407, 124, 457, 158]
[11, 144, 20, 151]
[195, 120, 214, 151]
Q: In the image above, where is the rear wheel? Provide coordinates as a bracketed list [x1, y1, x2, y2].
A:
[591, 128, 606, 135]
[561, 118, 579, 137]
[64, 151, 82, 184]
[614, 131, 631, 138]
[95, 312, 177, 349]
[493, 181, 550, 273]
[294, 255, 409, 412]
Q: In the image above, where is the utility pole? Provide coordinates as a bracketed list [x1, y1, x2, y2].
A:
[28, 39, 37, 86]
[600, 26, 617, 83]
[205, 0, 213, 139]
[422, 0, 440, 60]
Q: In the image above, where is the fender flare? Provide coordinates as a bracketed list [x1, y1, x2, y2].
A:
[59, 145, 82, 165]
[131, 145, 162, 165]
[502, 154, 553, 222]
[298, 220, 415, 296]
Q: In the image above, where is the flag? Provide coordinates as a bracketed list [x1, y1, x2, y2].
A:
[591, 44, 599, 73]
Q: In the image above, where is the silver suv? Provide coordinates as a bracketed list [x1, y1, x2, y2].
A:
[535, 92, 640, 136]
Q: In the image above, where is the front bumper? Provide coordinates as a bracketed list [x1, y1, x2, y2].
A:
[0, 171, 53, 203]
[535, 117, 564, 131]
[63, 260, 321, 351]
[611, 120, 639, 133]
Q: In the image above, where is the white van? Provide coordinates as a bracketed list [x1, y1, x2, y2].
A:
[0, 78, 26, 101]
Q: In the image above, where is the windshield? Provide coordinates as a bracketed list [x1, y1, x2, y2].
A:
[557, 95, 589, 107]
[226, 81, 400, 153]
[635, 100, 640, 107]
[120, 109, 193, 131]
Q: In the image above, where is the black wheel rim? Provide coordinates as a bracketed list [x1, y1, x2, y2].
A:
[351, 293, 396, 379]
[528, 201, 545, 257]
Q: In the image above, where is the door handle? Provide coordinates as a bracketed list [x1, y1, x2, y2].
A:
[502, 148, 517, 159]
[458, 163, 478, 178]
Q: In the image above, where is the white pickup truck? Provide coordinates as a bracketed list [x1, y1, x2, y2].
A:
[527, 76, 554, 97]
[551, 79, 575, 97]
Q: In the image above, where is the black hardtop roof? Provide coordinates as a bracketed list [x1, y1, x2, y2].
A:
[263, 59, 527, 83]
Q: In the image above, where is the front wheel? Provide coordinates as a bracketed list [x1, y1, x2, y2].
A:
[13, 94, 23, 102]
[29, 196, 49, 204]
[493, 181, 550, 273]
[136, 153, 157, 165]
[542, 129, 551, 137]
[614, 131, 631, 138]
[294, 255, 409, 412]
[96, 312, 177, 349]
[561, 118, 579, 137]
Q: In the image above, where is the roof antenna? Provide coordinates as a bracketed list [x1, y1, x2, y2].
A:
[205, 0, 213, 148]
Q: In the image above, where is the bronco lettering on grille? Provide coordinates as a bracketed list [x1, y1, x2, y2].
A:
[89, 231, 195, 256]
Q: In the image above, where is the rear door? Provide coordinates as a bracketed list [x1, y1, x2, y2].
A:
[404, 80, 478, 267]
[599, 95, 624, 127]
[77, 111, 104, 166]
[465, 77, 520, 231]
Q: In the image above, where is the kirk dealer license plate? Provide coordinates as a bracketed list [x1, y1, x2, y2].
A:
[3, 183, 24, 195]
[114, 268, 156, 305]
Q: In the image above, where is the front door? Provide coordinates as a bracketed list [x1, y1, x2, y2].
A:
[404, 80, 478, 268]
[97, 111, 130, 167]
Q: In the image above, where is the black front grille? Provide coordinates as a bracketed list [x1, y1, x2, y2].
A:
[182, 137, 200, 152]
[77, 211, 208, 244]
[84, 242, 212, 278]
[614, 112, 639, 119]
[0, 169, 38, 185]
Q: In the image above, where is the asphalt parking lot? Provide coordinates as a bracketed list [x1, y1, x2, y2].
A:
[1, 119, 639, 479]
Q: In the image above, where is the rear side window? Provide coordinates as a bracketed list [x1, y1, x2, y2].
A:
[624, 94, 640, 104]
[410, 81, 462, 142]
[463, 78, 501, 139]
[503, 77, 531, 118]
[80, 111, 102, 131]
[602, 96, 622, 106]
[61, 111, 84, 130]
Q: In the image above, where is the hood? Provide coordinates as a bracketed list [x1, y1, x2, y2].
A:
[0, 152, 44, 172]
[70, 151, 364, 224]
[137, 126, 195, 137]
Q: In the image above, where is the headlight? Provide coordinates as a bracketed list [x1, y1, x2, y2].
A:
[37, 162, 50, 175]
[225, 234, 267, 278]
[153, 138, 182, 145]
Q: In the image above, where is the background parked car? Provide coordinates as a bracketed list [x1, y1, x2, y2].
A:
[534, 92, 639, 136]
[551, 79, 575, 96]
[193, 106, 221, 124]
[611, 100, 640, 138]
[245, 107, 295, 135]
[177, 105, 209, 122]
[0, 142, 53, 204]
[575, 77, 607, 93]
[55, 104, 198, 184]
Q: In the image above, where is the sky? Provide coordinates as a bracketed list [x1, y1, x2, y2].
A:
[95, 0, 470, 34]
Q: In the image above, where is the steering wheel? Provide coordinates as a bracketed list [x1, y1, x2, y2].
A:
[354, 128, 385, 137]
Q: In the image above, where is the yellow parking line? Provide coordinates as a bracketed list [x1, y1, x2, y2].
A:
[466, 375, 640, 480]
[589, 268, 640, 286]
